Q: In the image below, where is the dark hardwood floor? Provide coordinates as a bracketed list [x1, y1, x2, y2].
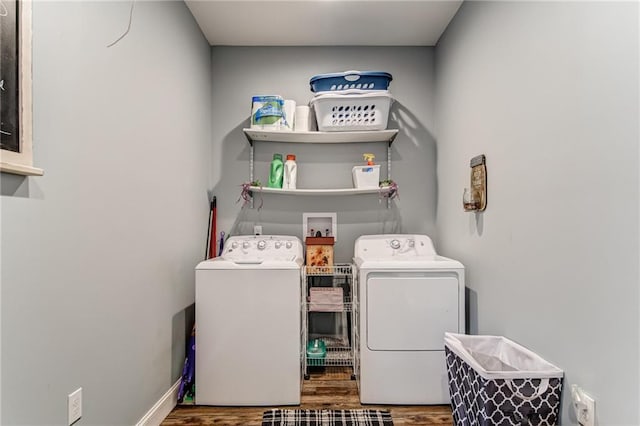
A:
[161, 368, 454, 425]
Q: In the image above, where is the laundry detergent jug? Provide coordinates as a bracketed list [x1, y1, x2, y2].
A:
[268, 153, 284, 188]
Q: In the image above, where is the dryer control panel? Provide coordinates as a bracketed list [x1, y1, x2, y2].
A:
[222, 235, 303, 263]
[354, 234, 437, 260]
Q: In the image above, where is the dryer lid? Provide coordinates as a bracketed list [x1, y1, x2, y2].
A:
[354, 234, 437, 261]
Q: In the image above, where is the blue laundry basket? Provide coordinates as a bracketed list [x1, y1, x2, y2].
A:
[309, 70, 392, 92]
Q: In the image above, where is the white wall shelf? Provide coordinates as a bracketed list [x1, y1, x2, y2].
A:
[243, 128, 397, 208]
[248, 185, 394, 197]
[242, 128, 398, 146]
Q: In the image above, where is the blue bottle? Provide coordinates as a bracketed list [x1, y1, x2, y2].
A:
[268, 153, 284, 188]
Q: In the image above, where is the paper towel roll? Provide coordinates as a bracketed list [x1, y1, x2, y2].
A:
[282, 100, 296, 131]
[251, 95, 284, 130]
[294, 105, 311, 132]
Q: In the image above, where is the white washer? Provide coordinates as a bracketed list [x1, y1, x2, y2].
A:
[195, 235, 303, 406]
[354, 234, 465, 405]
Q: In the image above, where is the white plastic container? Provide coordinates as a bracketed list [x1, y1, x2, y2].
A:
[283, 154, 297, 189]
[352, 164, 380, 189]
[310, 90, 393, 132]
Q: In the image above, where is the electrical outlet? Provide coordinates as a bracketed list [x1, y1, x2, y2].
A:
[68, 388, 82, 425]
[254, 225, 262, 235]
[571, 385, 595, 426]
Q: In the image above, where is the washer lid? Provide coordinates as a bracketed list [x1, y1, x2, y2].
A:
[197, 235, 303, 269]
[223, 235, 303, 262]
[196, 258, 302, 270]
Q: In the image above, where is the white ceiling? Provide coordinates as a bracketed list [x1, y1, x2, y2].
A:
[185, 1, 463, 46]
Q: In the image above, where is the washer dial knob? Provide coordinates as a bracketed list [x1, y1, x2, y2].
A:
[257, 240, 266, 250]
[285, 241, 293, 249]
[390, 239, 401, 249]
[275, 241, 282, 249]
[242, 241, 250, 249]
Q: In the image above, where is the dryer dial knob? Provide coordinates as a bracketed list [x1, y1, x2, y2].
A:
[275, 241, 282, 249]
[242, 241, 250, 249]
[231, 242, 239, 249]
[285, 241, 293, 249]
[390, 239, 401, 249]
[408, 239, 415, 248]
[257, 240, 266, 250]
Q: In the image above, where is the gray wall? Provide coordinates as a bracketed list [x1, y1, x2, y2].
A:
[1, 1, 211, 424]
[210, 46, 437, 262]
[435, 2, 639, 425]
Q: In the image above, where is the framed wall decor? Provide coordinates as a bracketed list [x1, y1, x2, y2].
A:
[1, 0, 42, 176]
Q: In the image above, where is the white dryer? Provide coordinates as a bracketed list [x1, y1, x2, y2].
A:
[195, 235, 303, 406]
[353, 234, 465, 405]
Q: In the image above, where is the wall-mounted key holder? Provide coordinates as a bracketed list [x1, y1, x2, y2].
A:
[463, 154, 487, 212]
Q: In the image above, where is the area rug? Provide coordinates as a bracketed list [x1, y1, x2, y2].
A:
[262, 409, 393, 426]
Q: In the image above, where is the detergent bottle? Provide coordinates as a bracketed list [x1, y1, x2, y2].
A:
[283, 154, 297, 189]
[268, 153, 284, 188]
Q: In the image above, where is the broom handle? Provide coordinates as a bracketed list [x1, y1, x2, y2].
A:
[205, 198, 213, 260]
[209, 197, 217, 258]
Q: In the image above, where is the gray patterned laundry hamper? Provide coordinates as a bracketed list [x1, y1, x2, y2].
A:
[444, 333, 564, 426]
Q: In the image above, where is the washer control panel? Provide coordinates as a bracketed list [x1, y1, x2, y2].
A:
[355, 234, 437, 260]
[222, 235, 302, 262]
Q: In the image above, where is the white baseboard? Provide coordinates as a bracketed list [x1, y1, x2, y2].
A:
[136, 379, 181, 426]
